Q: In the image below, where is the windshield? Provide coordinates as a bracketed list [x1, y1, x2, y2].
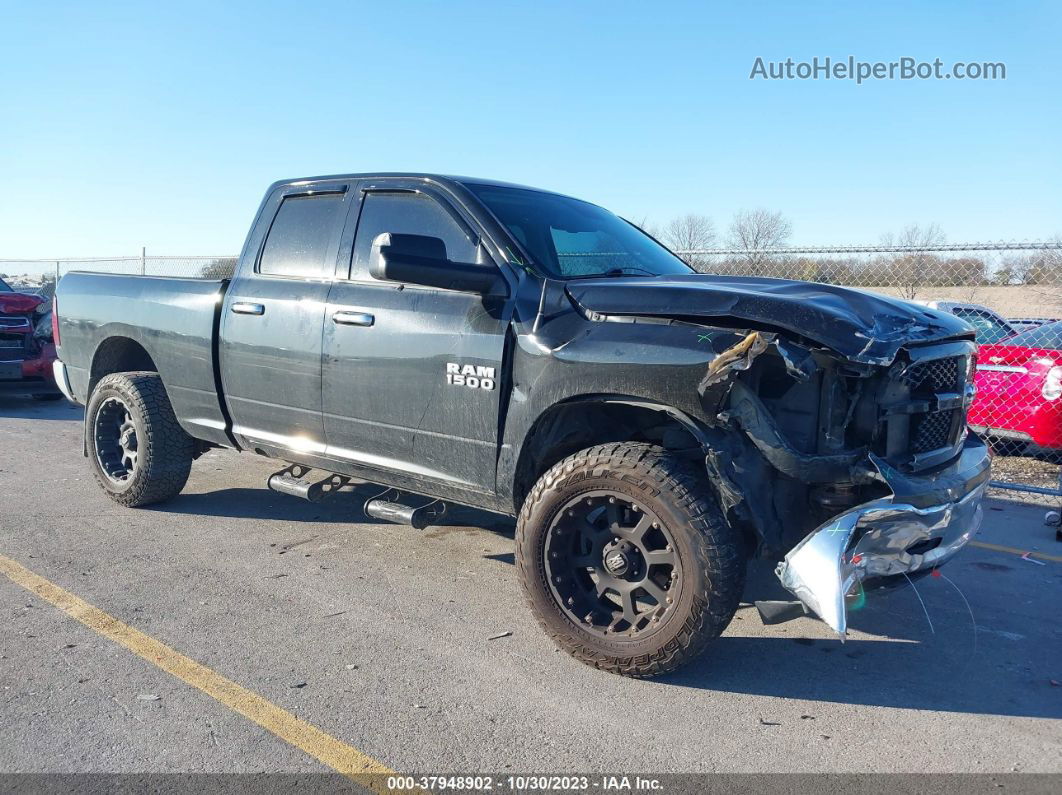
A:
[468, 184, 692, 279]
[1005, 320, 1062, 350]
[0, 277, 11, 293]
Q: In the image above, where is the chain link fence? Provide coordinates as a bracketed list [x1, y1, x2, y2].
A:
[2, 243, 1060, 503]
[0, 256, 237, 296]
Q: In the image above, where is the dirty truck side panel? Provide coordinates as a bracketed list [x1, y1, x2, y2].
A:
[218, 180, 352, 454]
[55, 272, 229, 446]
[220, 274, 333, 450]
[322, 178, 513, 494]
[496, 290, 742, 506]
[323, 279, 511, 492]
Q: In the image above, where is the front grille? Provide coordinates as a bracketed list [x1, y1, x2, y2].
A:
[902, 357, 960, 392]
[0, 332, 29, 360]
[910, 409, 958, 453]
[874, 348, 973, 468]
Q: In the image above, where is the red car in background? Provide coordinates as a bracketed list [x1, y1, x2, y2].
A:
[969, 320, 1062, 453]
[0, 276, 60, 399]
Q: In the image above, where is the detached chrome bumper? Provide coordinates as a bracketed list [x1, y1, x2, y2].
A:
[776, 435, 991, 635]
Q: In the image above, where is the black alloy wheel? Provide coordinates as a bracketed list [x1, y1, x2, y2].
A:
[517, 442, 745, 677]
[94, 395, 139, 483]
[544, 490, 681, 638]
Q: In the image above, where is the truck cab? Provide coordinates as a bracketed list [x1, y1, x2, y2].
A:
[220, 176, 519, 504]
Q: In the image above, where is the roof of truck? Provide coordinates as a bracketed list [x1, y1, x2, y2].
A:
[271, 173, 576, 199]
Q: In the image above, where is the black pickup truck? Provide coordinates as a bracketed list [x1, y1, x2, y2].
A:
[53, 174, 990, 676]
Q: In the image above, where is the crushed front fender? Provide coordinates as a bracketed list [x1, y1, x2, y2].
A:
[775, 434, 991, 635]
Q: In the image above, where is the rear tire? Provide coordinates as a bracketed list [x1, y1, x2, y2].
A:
[516, 442, 744, 677]
[86, 372, 193, 507]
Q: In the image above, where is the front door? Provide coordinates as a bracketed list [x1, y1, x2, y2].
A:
[322, 183, 510, 494]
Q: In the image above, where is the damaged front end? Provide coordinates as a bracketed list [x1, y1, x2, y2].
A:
[0, 288, 59, 397]
[703, 329, 989, 636]
[565, 276, 991, 636]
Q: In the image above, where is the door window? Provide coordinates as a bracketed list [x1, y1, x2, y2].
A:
[349, 192, 478, 280]
[259, 193, 346, 279]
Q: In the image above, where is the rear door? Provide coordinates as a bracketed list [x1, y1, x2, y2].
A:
[322, 180, 511, 493]
[220, 181, 353, 453]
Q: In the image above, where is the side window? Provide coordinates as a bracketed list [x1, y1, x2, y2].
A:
[258, 193, 346, 279]
[953, 308, 1010, 344]
[349, 192, 478, 280]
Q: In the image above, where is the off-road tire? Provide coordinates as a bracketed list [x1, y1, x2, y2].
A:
[86, 372, 194, 507]
[516, 442, 744, 677]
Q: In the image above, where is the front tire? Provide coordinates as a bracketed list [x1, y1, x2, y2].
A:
[516, 442, 744, 677]
[86, 372, 194, 507]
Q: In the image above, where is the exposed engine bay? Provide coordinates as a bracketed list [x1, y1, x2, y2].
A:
[697, 329, 988, 633]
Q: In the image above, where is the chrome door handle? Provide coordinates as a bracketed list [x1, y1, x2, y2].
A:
[332, 311, 374, 327]
[230, 302, 265, 316]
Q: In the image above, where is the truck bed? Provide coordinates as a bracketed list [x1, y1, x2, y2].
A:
[55, 272, 231, 447]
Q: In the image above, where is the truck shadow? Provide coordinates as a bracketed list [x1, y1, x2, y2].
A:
[664, 559, 1060, 719]
[668, 630, 1059, 719]
[152, 482, 518, 535]
[153, 483, 1058, 720]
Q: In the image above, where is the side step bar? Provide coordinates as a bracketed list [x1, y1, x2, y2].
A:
[364, 488, 447, 530]
[267, 464, 351, 503]
[266, 466, 447, 529]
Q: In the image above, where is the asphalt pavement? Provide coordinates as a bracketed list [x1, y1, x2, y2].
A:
[1, 396, 1060, 776]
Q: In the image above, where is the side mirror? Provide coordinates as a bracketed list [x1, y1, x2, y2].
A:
[369, 233, 499, 294]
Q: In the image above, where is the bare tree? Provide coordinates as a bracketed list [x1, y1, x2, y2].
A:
[630, 215, 658, 238]
[945, 257, 988, 303]
[726, 209, 792, 271]
[880, 223, 945, 300]
[660, 214, 716, 272]
[1022, 234, 1062, 312]
[887, 223, 946, 251]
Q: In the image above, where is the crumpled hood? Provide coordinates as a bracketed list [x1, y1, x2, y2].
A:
[566, 274, 972, 364]
[0, 291, 46, 315]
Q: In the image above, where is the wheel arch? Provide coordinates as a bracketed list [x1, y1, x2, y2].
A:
[509, 395, 712, 514]
[89, 336, 159, 395]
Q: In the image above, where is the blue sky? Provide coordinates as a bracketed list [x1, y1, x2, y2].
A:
[2, 0, 1059, 258]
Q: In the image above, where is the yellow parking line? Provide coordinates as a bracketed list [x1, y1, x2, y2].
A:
[969, 540, 1062, 564]
[0, 553, 394, 784]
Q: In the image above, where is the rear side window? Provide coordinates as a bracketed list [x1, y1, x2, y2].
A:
[349, 192, 478, 280]
[259, 193, 346, 278]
